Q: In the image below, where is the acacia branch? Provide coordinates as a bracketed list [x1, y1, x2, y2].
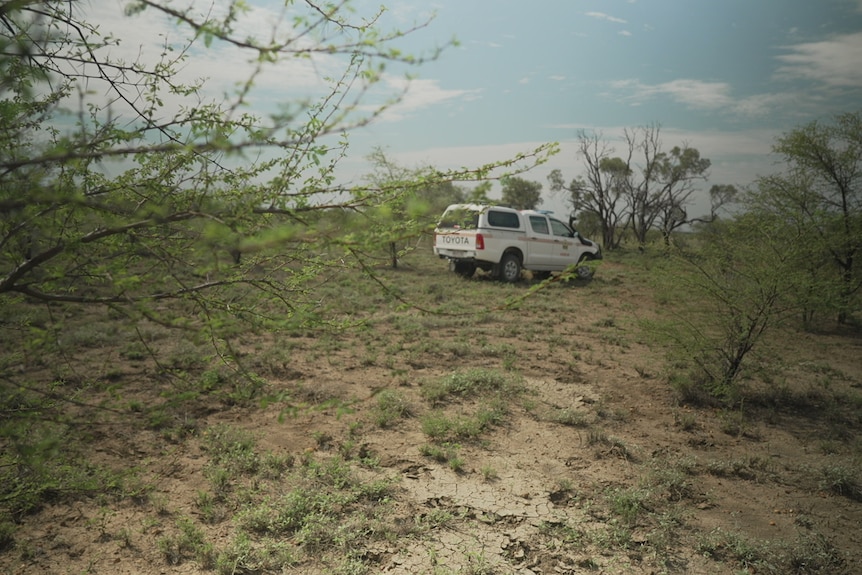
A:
[0, 210, 203, 294]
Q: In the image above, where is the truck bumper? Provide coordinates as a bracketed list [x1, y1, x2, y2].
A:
[434, 248, 477, 259]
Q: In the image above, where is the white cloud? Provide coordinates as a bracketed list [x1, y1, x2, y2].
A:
[409, 127, 777, 175]
[549, 75, 566, 81]
[775, 31, 862, 87]
[84, 0, 488, 132]
[372, 76, 481, 122]
[605, 32, 862, 122]
[619, 30, 632, 37]
[471, 39, 504, 49]
[387, 1, 433, 24]
[585, 12, 627, 24]
[648, 79, 735, 109]
[611, 78, 731, 109]
[611, 78, 791, 117]
[730, 92, 795, 117]
[389, 141, 549, 169]
[83, 0, 347, 118]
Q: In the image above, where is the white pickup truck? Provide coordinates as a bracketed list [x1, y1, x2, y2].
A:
[433, 204, 602, 282]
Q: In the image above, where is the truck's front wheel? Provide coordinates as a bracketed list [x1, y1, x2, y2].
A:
[498, 253, 522, 283]
[575, 255, 595, 280]
[575, 265, 594, 280]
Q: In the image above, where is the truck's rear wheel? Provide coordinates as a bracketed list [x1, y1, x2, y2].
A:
[451, 261, 476, 278]
[499, 253, 522, 283]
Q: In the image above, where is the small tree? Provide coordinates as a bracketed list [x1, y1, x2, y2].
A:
[500, 176, 542, 210]
[750, 111, 862, 324]
[466, 181, 494, 204]
[0, 2, 557, 319]
[361, 147, 466, 267]
[653, 213, 804, 404]
[569, 210, 603, 241]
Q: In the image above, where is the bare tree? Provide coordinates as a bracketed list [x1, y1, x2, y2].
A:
[548, 131, 627, 250]
[552, 126, 714, 250]
[653, 146, 717, 244]
[622, 125, 710, 246]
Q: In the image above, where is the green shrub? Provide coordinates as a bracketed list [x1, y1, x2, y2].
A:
[201, 424, 260, 474]
[0, 520, 15, 552]
[372, 389, 413, 428]
[607, 487, 649, 525]
[820, 463, 862, 501]
[421, 368, 523, 404]
[157, 517, 214, 567]
[545, 407, 590, 427]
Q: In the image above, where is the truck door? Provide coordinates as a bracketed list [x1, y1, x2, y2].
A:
[526, 215, 555, 267]
[549, 217, 581, 268]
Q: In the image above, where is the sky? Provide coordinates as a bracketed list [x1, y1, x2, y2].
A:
[90, 0, 862, 217]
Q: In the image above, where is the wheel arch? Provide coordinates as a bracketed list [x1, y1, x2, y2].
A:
[501, 246, 524, 263]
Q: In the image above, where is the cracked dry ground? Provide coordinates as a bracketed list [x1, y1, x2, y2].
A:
[3, 255, 861, 574]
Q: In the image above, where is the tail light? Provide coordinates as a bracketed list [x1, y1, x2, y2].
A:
[475, 233, 485, 250]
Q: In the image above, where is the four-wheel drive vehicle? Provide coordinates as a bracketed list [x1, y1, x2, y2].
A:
[433, 204, 602, 282]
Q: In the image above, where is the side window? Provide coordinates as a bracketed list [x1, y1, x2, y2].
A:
[529, 215, 549, 235]
[487, 210, 521, 229]
[550, 218, 573, 237]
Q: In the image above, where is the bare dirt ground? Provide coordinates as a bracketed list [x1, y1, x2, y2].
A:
[2, 252, 861, 574]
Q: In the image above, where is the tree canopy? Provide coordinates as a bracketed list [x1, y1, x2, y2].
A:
[0, 0, 555, 344]
[551, 126, 724, 249]
[500, 176, 543, 210]
[748, 111, 862, 323]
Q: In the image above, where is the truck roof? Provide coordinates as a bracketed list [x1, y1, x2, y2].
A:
[445, 204, 549, 213]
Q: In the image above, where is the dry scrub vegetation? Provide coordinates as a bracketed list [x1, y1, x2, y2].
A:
[1, 247, 861, 575]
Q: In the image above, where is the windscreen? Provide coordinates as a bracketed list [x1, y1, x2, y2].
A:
[438, 207, 480, 230]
